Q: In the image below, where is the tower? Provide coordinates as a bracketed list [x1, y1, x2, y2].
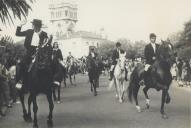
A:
[49, 0, 78, 39]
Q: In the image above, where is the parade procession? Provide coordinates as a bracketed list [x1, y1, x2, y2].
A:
[0, 0, 191, 128]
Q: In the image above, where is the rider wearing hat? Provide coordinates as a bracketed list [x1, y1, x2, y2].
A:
[88, 47, 98, 60]
[15, 19, 48, 84]
[109, 42, 128, 81]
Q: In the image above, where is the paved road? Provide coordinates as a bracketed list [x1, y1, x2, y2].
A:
[0, 74, 190, 128]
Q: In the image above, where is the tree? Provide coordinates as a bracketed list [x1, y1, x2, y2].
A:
[0, 0, 33, 25]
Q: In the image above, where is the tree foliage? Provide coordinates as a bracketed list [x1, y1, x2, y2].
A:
[170, 18, 191, 59]
[0, 0, 33, 25]
[98, 38, 146, 59]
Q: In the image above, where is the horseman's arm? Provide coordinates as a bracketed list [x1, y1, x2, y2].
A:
[144, 46, 151, 63]
[15, 26, 28, 36]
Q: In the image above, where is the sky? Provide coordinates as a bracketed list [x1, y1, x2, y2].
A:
[1, 0, 191, 42]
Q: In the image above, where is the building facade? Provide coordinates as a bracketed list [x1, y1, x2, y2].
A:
[49, 0, 109, 58]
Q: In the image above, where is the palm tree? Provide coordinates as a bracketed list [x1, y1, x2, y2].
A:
[0, 0, 33, 25]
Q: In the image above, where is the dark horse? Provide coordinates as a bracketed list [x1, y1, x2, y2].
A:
[128, 40, 175, 119]
[86, 56, 103, 96]
[16, 37, 54, 128]
[67, 58, 77, 85]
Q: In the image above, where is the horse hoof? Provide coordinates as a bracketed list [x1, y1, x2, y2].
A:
[47, 119, 53, 127]
[166, 98, 170, 104]
[162, 114, 168, 119]
[94, 92, 97, 96]
[26, 115, 32, 123]
[115, 94, 118, 98]
[146, 103, 150, 109]
[23, 114, 29, 122]
[33, 124, 39, 128]
[136, 106, 141, 113]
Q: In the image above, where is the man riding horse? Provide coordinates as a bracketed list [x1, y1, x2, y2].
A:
[144, 33, 160, 72]
[15, 19, 49, 88]
[109, 42, 128, 81]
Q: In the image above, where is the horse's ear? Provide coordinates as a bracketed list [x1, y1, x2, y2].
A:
[124, 52, 126, 56]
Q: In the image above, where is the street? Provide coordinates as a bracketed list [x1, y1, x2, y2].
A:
[0, 74, 190, 128]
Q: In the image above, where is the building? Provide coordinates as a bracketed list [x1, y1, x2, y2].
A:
[49, 0, 109, 58]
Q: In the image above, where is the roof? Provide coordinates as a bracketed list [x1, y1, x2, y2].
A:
[56, 31, 105, 40]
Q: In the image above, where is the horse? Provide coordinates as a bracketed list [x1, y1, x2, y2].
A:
[127, 40, 175, 119]
[28, 37, 54, 128]
[67, 57, 77, 85]
[16, 36, 54, 128]
[109, 52, 127, 103]
[52, 62, 67, 103]
[86, 56, 102, 96]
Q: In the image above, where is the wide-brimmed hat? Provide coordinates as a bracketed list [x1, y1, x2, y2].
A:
[31, 19, 43, 27]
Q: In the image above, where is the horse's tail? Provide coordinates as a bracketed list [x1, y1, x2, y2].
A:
[128, 67, 140, 103]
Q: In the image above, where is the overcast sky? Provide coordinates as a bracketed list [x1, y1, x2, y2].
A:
[1, 0, 191, 42]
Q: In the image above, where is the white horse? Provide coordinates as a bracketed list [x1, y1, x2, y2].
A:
[109, 52, 127, 103]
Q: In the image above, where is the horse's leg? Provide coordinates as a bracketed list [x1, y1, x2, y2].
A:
[161, 88, 168, 119]
[52, 86, 57, 101]
[69, 74, 72, 85]
[93, 80, 97, 96]
[18, 91, 28, 121]
[143, 87, 150, 109]
[165, 91, 171, 104]
[32, 94, 38, 128]
[114, 79, 119, 99]
[133, 83, 141, 112]
[27, 94, 33, 122]
[46, 93, 54, 127]
[121, 81, 125, 101]
[63, 77, 67, 88]
[116, 80, 122, 103]
[57, 86, 61, 103]
[90, 83, 93, 92]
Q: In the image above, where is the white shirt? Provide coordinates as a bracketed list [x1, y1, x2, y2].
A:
[9, 65, 16, 79]
[151, 43, 156, 53]
[31, 31, 41, 47]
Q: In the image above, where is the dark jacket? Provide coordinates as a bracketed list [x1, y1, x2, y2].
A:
[52, 49, 63, 64]
[112, 49, 125, 65]
[144, 43, 160, 65]
[16, 26, 48, 55]
[88, 51, 98, 60]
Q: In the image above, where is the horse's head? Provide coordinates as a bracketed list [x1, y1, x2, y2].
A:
[117, 52, 126, 72]
[157, 40, 175, 66]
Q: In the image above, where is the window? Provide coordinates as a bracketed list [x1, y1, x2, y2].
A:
[86, 42, 89, 45]
[74, 12, 77, 18]
[51, 12, 54, 18]
[65, 10, 68, 16]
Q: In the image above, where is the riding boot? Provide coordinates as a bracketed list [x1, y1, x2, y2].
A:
[125, 68, 128, 81]
[109, 71, 114, 81]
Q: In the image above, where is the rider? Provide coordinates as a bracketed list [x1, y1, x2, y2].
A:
[144, 33, 160, 72]
[109, 42, 128, 81]
[88, 47, 98, 60]
[52, 42, 64, 86]
[66, 52, 74, 64]
[15, 19, 48, 85]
